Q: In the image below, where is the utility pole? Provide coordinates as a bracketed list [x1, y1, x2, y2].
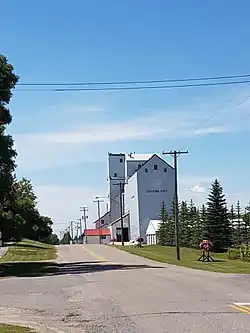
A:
[93, 198, 104, 244]
[80, 206, 88, 244]
[76, 220, 81, 244]
[162, 150, 189, 260]
[111, 177, 126, 246]
[77, 217, 82, 243]
[119, 182, 124, 246]
[70, 220, 74, 244]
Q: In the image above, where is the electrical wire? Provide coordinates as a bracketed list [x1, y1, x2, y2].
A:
[17, 73, 250, 86]
[10, 79, 250, 92]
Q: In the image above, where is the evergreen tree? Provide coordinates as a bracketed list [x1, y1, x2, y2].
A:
[60, 231, 71, 245]
[242, 206, 250, 248]
[199, 204, 207, 242]
[157, 201, 168, 245]
[236, 200, 243, 246]
[186, 199, 196, 247]
[179, 200, 189, 246]
[190, 208, 203, 248]
[204, 179, 231, 252]
[230, 204, 237, 246]
[166, 201, 176, 246]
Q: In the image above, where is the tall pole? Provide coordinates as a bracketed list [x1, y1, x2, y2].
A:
[80, 206, 88, 244]
[75, 221, 80, 243]
[77, 218, 82, 243]
[119, 182, 124, 246]
[93, 199, 104, 244]
[70, 220, 74, 244]
[111, 178, 126, 246]
[162, 150, 189, 260]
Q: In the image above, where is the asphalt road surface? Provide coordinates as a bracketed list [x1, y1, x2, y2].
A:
[0, 244, 250, 332]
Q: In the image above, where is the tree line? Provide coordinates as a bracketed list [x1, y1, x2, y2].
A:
[0, 54, 58, 244]
[158, 179, 250, 253]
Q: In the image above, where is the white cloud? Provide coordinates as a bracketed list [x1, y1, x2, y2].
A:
[190, 185, 206, 193]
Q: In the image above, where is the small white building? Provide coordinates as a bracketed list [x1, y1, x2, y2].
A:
[107, 153, 175, 242]
[146, 220, 161, 245]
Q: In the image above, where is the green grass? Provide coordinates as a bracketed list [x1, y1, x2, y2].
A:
[1, 239, 57, 262]
[0, 324, 35, 333]
[0, 239, 58, 277]
[115, 245, 250, 274]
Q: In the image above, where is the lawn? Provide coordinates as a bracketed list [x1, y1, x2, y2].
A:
[115, 245, 250, 274]
[0, 324, 35, 333]
[0, 239, 58, 277]
[1, 239, 57, 262]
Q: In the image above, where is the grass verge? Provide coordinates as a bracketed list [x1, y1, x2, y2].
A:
[0, 239, 58, 277]
[0, 324, 35, 333]
[115, 245, 250, 274]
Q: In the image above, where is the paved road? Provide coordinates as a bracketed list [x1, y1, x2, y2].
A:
[0, 244, 250, 332]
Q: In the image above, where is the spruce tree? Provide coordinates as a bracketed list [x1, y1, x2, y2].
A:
[190, 207, 203, 248]
[166, 200, 176, 246]
[243, 205, 250, 247]
[205, 179, 231, 252]
[200, 204, 207, 237]
[179, 200, 189, 247]
[158, 201, 168, 245]
[236, 200, 243, 246]
[230, 204, 237, 246]
[187, 199, 196, 247]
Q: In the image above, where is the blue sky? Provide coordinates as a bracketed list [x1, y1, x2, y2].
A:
[2, 0, 250, 234]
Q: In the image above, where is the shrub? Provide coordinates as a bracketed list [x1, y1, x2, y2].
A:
[227, 248, 240, 260]
[240, 245, 250, 261]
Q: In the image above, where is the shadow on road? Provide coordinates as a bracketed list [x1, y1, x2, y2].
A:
[0, 261, 164, 278]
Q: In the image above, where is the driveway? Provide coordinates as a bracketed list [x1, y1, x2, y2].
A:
[0, 244, 249, 332]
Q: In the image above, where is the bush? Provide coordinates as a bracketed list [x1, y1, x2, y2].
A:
[240, 245, 250, 261]
[227, 248, 240, 260]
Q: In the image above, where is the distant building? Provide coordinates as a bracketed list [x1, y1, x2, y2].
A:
[83, 228, 111, 244]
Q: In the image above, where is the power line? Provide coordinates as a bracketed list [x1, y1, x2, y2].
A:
[16, 73, 250, 86]
[8, 79, 250, 92]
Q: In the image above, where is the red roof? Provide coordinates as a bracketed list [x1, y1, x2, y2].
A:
[84, 228, 110, 236]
